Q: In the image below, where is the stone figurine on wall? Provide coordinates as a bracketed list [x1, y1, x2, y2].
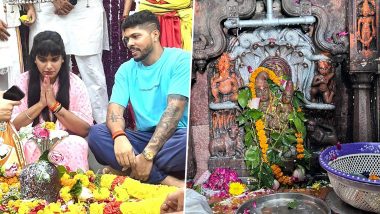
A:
[209, 124, 244, 158]
[211, 53, 239, 103]
[357, 0, 376, 51]
[310, 60, 335, 104]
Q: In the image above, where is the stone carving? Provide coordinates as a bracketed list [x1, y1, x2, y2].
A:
[229, 27, 335, 110]
[310, 60, 335, 104]
[282, 0, 349, 55]
[212, 110, 236, 136]
[211, 53, 239, 103]
[255, 72, 271, 112]
[357, 0, 376, 51]
[307, 119, 338, 147]
[209, 124, 243, 158]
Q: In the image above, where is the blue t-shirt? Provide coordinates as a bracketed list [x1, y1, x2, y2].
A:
[110, 48, 191, 131]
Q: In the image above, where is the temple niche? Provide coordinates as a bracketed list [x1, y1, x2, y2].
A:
[189, 0, 380, 186]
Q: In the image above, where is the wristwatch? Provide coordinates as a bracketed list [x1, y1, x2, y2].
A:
[142, 149, 155, 161]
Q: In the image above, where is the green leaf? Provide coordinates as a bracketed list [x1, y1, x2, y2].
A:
[94, 174, 102, 189]
[237, 115, 247, 126]
[76, 168, 84, 174]
[287, 200, 299, 209]
[245, 146, 261, 168]
[295, 91, 305, 100]
[247, 109, 263, 120]
[238, 88, 251, 108]
[293, 113, 306, 135]
[57, 165, 68, 178]
[284, 134, 297, 144]
[244, 130, 253, 147]
[270, 132, 281, 141]
[69, 180, 82, 197]
[293, 97, 300, 109]
[296, 111, 307, 122]
[39, 150, 50, 162]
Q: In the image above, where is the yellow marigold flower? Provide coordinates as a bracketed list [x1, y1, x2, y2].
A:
[311, 181, 321, 190]
[60, 186, 73, 202]
[229, 182, 245, 196]
[61, 173, 76, 188]
[67, 203, 86, 214]
[100, 174, 117, 189]
[121, 177, 177, 200]
[120, 198, 165, 214]
[86, 170, 95, 177]
[0, 182, 9, 193]
[17, 203, 31, 214]
[114, 186, 130, 202]
[43, 122, 56, 130]
[89, 203, 106, 214]
[74, 174, 90, 187]
[93, 187, 110, 200]
[43, 202, 62, 213]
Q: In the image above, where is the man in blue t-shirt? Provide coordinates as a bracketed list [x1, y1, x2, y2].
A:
[88, 10, 190, 187]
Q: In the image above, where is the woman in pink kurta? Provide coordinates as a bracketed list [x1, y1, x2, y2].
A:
[12, 31, 93, 171]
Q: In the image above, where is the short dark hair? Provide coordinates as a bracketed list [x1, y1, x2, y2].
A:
[121, 10, 160, 32]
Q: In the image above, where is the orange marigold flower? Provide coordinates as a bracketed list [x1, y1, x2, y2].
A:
[297, 154, 305, 159]
[296, 138, 304, 144]
[369, 174, 380, 180]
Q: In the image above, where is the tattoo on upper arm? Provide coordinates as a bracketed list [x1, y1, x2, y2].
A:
[147, 94, 188, 152]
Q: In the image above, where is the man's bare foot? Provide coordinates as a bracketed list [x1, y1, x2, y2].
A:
[160, 176, 185, 188]
[102, 166, 130, 176]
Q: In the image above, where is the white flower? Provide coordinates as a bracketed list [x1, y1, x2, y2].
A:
[292, 166, 306, 182]
[49, 130, 69, 141]
[78, 187, 93, 201]
[247, 98, 260, 109]
[272, 179, 280, 190]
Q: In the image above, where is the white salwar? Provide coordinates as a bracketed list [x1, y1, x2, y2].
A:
[29, 0, 109, 123]
[0, 1, 23, 91]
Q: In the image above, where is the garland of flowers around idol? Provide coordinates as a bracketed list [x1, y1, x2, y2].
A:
[248, 67, 281, 165]
[0, 170, 178, 214]
[248, 67, 281, 98]
[247, 67, 300, 186]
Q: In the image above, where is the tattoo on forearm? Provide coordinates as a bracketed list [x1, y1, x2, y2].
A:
[108, 109, 124, 123]
[147, 94, 188, 153]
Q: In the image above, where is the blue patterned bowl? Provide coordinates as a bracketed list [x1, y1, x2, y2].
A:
[319, 142, 380, 213]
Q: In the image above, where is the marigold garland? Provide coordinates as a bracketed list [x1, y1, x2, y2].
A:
[271, 164, 293, 185]
[1, 170, 178, 214]
[248, 66, 282, 98]
[295, 132, 305, 159]
[255, 119, 268, 163]
[246, 67, 309, 187]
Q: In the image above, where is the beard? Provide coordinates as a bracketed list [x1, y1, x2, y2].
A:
[130, 44, 154, 62]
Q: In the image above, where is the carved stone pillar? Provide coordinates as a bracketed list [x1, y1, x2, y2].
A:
[348, 0, 378, 141]
[350, 72, 374, 141]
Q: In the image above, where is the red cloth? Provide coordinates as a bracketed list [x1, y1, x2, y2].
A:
[157, 11, 182, 49]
